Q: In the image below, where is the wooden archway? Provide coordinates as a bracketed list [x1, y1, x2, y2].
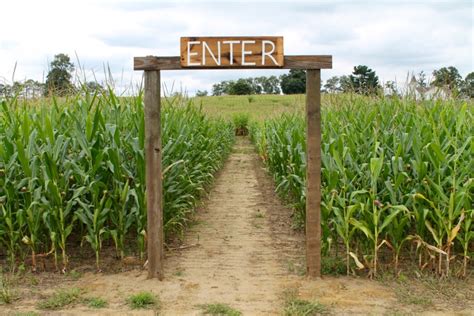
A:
[134, 39, 332, 280]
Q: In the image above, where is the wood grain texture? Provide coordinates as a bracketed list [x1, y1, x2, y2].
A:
[144, 70, 164, 280]
[180, 36, 284, 68]
[134, 55, 332, 70]
[305, 69, 322, 278]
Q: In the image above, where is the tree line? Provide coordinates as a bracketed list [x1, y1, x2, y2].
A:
[204, 65, 473, 98]
[1, 53, 472, 99]
[0, 53, 104, 99]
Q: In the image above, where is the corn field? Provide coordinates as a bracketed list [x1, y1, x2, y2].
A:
[0, 91, 234, 271]
[251, 95, 473, 277]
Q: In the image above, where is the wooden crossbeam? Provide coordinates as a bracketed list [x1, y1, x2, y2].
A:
[134, 55, 332, 70]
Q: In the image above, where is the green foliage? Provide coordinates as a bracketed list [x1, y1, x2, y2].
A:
[232, 113, 250, 136]
[256, 75, 281, 94]
[228, 79, 253, 95]
[323, 76, 340, 93]
[280, 70, 306, 94]
[196, 89, 208, 97]
[0, 270, 16, 304]
[85, 297, 108, 308]
[283, 290, 327, 316]
[211, 76, 280, 96]
[0, 91, 234, 270]
[37, 288, 82, 310]
[126, 292, 158, 309]
[461, 72, 474, 98]
[198, 303, 242, 316]
[321, 256, 347, 275]
[251, 97, 473, 276]
[349, 65, 380, 95]
[432, 66, 462, 92]
[45, 53, 75, 96]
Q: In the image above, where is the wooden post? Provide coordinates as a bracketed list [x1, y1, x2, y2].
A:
[305, 69, 322, 278]
[144, 70, 164, 280]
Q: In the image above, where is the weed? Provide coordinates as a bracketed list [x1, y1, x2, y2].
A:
[232, 113, 250, 135]
[68, 270, 82, 280]
[127, 291, 158, 309]
[282, 289, 328, 316]
[85, 297, 108, 308]
[37, 287, 82, 310]
[0, 270, 17, 304]
[198, 303, 242, 316]
[321, 257, 346, 276]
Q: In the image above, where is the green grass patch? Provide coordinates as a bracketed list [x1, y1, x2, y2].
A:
[85, 297, 108, 308]
[194, 94, 305, 121]
[0, 272, 17, 305]
[198, 303, 242, 315]
[283, 289, 328, 316]
[321, 256, 347, 276]
[37, 287, 82, 310]
[126, 291, 159, 310]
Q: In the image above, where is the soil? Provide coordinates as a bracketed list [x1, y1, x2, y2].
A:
[1, 137, 473, 315]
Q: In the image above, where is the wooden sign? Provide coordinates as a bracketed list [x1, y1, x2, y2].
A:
[180, 36, 284, 68]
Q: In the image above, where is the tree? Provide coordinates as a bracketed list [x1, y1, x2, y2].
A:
[432, 66, 462, 93]
[254, 76, 280, 94]
[349, 65, 380, 95]
[24, 79, 45, 98]
[324, 76, 340, 93]
[228, 79, 253, 95]
[84, 81, 104, 94]
[280, 69, 306, 94]
[417, 70, 428, 88]
[461, 72, 474, 98]
[339, 75, 353, 93]
[45, 53, 75, 96]
[212, 81, 232, 96]
[196, 90, 208, 97]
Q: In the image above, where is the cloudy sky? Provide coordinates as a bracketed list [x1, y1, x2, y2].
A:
[0, 0, 472, 95]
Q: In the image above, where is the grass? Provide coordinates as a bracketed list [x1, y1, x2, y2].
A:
[126, 291, 159, 310]
[198, 303, 242, 316]
[283, 290, 328, 316]
[389, 274, 473, 310]
[67, 270, 83, 281]
[284, 299, 328, 316]
[37, 287, 82, 310]
[282, 289, 328, 316]
[194, 94, 305, 121]
[321, 257, 347, 276]
[85, 297, 108, 308]
[0, 270, 18, 305]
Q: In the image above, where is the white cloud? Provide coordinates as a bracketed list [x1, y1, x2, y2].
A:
[0, 0, 472, 94]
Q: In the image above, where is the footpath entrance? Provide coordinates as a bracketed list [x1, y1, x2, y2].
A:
[134, 36, 333, 280]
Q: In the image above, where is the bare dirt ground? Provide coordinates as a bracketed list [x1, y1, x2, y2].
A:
[2, 137, 473, 315]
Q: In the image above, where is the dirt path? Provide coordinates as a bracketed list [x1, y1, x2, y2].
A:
[3, 137, 473, 315]
[154, 136, 303, 314]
